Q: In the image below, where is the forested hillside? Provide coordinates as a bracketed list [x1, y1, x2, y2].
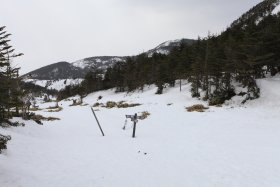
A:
[22, 39, 194, 81]
[23, 61, 86, 80]
[59, 0, 280, 105]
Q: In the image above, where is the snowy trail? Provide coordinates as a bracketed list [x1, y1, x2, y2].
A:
[1, 81, 280, 186]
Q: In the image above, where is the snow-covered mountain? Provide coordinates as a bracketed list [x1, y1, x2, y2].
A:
[21, 38, 195, 90]
[22, 61, 86, 80]
[71, 56, 127, 70]
[22, 58, 124, 81]
[22, 38, 195, 81]
[272, 1, 280, 14]
[231, 0, 280, 28]
[71, 39, 195, 70]
[146, 39, 195, 57]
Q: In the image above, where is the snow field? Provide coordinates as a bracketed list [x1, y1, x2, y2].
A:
[1, 78, 280, 187]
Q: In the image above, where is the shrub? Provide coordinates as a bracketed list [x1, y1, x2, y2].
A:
[29, 107, 42, 111]
[105, 101, 141, 108]
[30, 114, 60, 123]
[186, 104, 209, 112]
[93, 102, 104, 107]
[46, 106, 60, 110]
[0, 120, 25, 128]
[0, 134, 11, 153]
[139, 111, 150, 119]
[106, 101, 117, 108]
[208, 88, 236, 106]
[117, 101, 141, 108]
[209, 97, 224, 106]
[242, 79, 260, 104]
[47, 107, 63, 112]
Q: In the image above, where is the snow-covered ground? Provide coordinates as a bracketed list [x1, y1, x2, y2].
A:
[1, 78, 280, 187]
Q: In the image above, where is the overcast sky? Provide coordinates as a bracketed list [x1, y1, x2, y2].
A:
[1, 0, 262, 74]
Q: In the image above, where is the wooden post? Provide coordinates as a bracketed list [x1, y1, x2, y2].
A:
[91, 107, 105, 136]
[126, 113, 141, 138]
[132, 113, 137, 138]
[180, 79, 182, 92]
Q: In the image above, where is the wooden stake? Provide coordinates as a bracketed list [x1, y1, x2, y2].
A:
[91, 107, 105, 136]
[132, 113, 137, 138]
[180, 79, 182, 92]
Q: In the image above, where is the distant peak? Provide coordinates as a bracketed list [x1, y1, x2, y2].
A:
[231, 0, 280, 28]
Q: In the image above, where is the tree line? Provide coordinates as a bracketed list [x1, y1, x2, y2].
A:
[58, 8, 280, 105]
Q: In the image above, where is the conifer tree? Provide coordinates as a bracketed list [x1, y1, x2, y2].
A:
[0, 26, 23, 153]
[0, 26, 23, 122]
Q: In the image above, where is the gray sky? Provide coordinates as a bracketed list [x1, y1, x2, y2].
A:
[1, 0, 262, 74]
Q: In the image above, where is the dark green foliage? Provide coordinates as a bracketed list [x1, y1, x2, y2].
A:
[0, 26, 23, 122]
[0, 134, 11, 153]
[239, 76, 260, 104]
[0, 26, 24, 153]
[20, 81, 58, 96]
[83, 67, 104, 93]
[57, 84, 85, 101]
[209, 88, 236, 106]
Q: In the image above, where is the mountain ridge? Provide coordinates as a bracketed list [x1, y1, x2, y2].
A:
[230, 0, 280, 28]
[23, 61, 86, 80]
[22, 38, 195, 80]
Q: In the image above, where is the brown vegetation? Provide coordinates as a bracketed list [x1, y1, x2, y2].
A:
[47, 107, 63, 112]
[139, 111, 150, 120]
[93, 101, 141, 109]
[186, 104, 209, 112]
[31, 114, 60, 122]
[29, 107, 42, 111]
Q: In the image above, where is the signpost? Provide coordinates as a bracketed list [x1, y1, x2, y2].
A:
[125, 113, 143, 138]
[91, 107, 105, 136]
[90, 108, 143, 138]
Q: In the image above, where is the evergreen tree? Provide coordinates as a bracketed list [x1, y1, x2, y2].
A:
[0, 26, 23, 121]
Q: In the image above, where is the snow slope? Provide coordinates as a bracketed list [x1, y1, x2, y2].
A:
[1, 78, 280, 187]
[147, 39, 182, 57]
[71, 57, 126, 70]
[272, 3, 280, 15]
[24, 78, 84, 91]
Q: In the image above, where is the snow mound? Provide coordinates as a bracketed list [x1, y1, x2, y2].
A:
[247, 76, 280, 107]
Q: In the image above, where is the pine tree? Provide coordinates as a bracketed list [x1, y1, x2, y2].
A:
[0, 26, 23, 153]
[0, 26, 23, 122]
